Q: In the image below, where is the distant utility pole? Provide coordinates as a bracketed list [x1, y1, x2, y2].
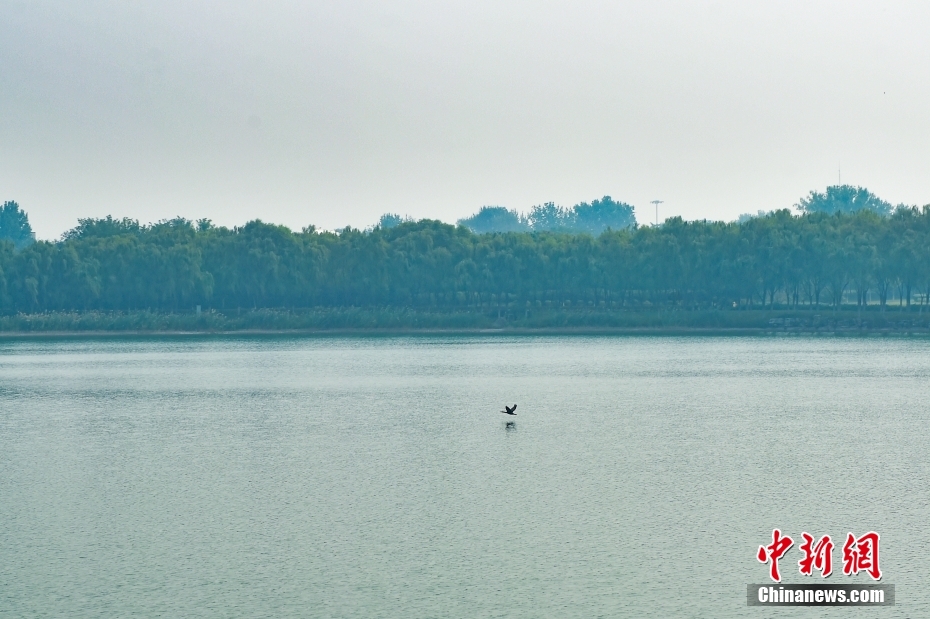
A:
[650, 200, 664, 226]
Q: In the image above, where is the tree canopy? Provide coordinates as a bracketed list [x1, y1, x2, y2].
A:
[457, 206, 527, 233]
[0, 201, 35, 249]
[376, 213, 408, 229]
[795, 185, 899, 216]
[570, 196, 636, 234]
[458, 196, 636, 234]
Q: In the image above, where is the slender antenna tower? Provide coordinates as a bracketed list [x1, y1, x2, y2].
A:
[650, 200, 664, 226]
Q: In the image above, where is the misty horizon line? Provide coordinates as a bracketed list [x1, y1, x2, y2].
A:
[4, 183, 924, 242]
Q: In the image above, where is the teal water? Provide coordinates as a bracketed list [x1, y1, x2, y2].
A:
[1, 335, 928, 618]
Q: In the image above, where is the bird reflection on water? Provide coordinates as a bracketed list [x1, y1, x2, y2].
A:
[504, 421, 516, 431]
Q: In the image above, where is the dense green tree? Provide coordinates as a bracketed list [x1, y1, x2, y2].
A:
[460, 197, 635, 234]
[62, 215, 142, 240]
[571, 196, 636, 234]
[0, 201, 36, 249]
[796, 185, 896, 216]
[527, 202, 572, 232]
[377, 213, 407, 229]
[458, 207, 528, 233]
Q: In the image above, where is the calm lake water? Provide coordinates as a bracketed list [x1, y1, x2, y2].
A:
[1, 335, 929, 618]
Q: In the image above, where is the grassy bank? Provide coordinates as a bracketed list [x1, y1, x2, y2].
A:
[1, 307, 929, 335]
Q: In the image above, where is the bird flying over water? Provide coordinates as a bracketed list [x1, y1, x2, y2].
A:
[501, 404, 517, 415]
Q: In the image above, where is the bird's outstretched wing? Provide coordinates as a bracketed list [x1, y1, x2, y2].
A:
[511, 404, 517, 412]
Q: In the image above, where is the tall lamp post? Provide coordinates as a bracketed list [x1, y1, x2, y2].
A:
[650, 200, 664, 226]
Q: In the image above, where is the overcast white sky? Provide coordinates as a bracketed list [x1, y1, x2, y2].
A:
[2, 0, 929, 239]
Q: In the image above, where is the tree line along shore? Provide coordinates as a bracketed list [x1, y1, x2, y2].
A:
[1, 188, 930, 333]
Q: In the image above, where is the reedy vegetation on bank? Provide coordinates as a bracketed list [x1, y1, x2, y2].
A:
[3, 203, 930, 315]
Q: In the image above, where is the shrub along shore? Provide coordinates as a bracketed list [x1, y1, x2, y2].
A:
[1, 307, 928, 335]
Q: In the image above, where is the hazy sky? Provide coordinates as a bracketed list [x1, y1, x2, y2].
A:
[2, 0, 929, 239]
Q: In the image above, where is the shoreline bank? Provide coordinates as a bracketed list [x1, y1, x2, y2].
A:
[2, 325, 929, 338]
[1, 308, 929, 337]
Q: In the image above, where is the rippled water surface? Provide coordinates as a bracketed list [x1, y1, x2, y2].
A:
[2, 335, 929, 617]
